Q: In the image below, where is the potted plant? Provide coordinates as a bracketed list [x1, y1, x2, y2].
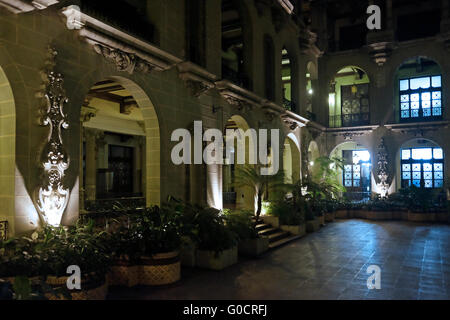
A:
[39, 222, 111, 300]
[193, 208, 238, 270]
[133, 205, 182, 286]
[224, 210, 269, 257]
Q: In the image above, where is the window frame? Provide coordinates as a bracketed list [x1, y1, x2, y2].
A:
[400, 147, 444, 189]
[399, 74, 443, 122]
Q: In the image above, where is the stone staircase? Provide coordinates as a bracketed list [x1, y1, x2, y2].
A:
[254, 220, 302, 249]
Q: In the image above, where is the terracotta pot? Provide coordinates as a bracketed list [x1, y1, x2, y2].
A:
[46, 273, 108, 300]
[139, 251, 181, 286]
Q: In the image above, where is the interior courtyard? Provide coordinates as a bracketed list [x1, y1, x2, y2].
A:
[0, 0, 449, 301]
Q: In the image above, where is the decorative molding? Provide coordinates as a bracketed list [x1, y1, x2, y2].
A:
[366, 30, 395, 66]
[34, 47, 70, 227]
[177, 62, 217, 98]
[80, 105, 97, 123]
[0, 220, 7, 240]
[93, 44, 154, 74]
[215, 80, 260, 112]
[61, 6, 182, 73]
[0, 0, 57, 13]
[326, 125, 379, 140]
[385, 121, 449, 136]
[299, 28, 323, 58]
[377, 138, 389, 198]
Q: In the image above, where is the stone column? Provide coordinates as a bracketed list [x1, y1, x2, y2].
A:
[84, 128, 99, 201]
[80, 105, 97, 209]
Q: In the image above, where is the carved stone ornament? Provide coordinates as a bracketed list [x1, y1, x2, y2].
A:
[377, 138, 389, 198]
[185, 80, 213, 98]
[93, 44, 154, 74]
[35, 47, 70, 227]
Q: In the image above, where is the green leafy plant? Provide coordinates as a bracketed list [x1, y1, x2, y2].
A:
[233, 165, 289, 224]
[223, 210, 259, 240]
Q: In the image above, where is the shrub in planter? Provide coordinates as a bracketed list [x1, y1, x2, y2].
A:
[37, 222, 111, 300]
[224, 210, 269, 257]
[191, 208, 238, 270]
[130, 205, 182, 286]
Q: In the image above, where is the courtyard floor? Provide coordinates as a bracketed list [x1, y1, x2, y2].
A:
[108, 220, 450, 300]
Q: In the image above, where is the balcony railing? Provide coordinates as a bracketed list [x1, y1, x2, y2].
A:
[329, 113, 370, 128]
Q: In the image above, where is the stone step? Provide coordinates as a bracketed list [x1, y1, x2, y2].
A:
[255, 223, 271, 231]
[269, 235, 302, 249]
[258, 227, 279, 236]
[267, 231, 290, 243]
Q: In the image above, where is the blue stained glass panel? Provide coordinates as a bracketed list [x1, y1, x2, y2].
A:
[344, 165, 352, 171]
[402, 172, 411, 179]
[344, 180, 352, 187]
[411, 93, 420, 102]
[410, 77, 430, 90]
[345, 173, 351, 179]
[402, 164, 411, 171]
[432, 100, 441, 107]
[424, 172, 432, 179]
[401, 110, 410, 118]
[413, 180, 421, 187]
[413, 172, 421, 179]
[412, 148, 432, 160]
[422, 92, 431, 100]
[412, 163, 421, 171]
[434, 163, 443, 171]
[353, 165, 360, 172]
[422, 100, 431, 108]
[435, 172, 443, 179]
[423, 108, 431, 116]
[402, 151, 411, 160]
[353, 172, 360, 179]
[401, 95, 409, 102]
[432, 91, 441, 99]
[411, 110, 419, 117]
[411, 102, 420, 109]
[423, 163, 432, 171]
[433, 148, 443, 160]
[432, 76, 441, 88]
[435, 180, 444, 188]
[425, 180, 433, 188]
[353, 180, 360, 187]
[432, 108, 442, 116]
[401, 103, 409, 110]
[400, 80, 409, 91]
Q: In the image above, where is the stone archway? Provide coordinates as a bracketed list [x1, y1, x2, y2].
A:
[0, 65, 16, 237]
[78, 76, 161, 219]
[283, 133, 301, 183]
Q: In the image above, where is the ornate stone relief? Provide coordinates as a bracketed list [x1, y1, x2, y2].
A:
[185, 80, 214, 98]
[0, 0, 58, 14]
[93, 44, 154, 74]
[80, 105, 97, 123]
[377, 138, 389, 198]
[34, 47, 70, 227]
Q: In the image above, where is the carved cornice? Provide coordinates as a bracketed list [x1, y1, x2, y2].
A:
[61, 6, 182, 74]
[177, 61, 217, 98]
[0, 0, 57, 13]
[384, 121, 450, 136]
[215, 80, 260, 112]
[80, 105, 97, 123]
[366, 30, 396, 66]
[299, 28, 322, 58]
[326, 125, 379, 140]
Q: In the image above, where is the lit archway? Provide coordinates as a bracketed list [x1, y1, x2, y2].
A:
[0, 65, 16, 236]
[330, 142, 372, 202]
[222, 115, 255, 210]
[80, 77, 160, 214]
[329, 66, 370, 128]
[283, 134, 301, 183]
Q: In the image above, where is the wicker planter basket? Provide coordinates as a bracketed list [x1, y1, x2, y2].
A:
[108, 259, 140, 287]
[139, 251, 181, 286]
[45, 274, 108, 300]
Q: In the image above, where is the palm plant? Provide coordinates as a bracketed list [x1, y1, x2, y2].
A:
[233, 165, 289, 224]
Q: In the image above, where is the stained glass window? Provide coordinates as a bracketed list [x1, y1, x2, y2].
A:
[401, 147, 444, 188]
[343, 150, 371, 201]
[399, 75, 442, 121]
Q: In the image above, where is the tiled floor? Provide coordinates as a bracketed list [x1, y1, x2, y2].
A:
[108, 220, 450, 300]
